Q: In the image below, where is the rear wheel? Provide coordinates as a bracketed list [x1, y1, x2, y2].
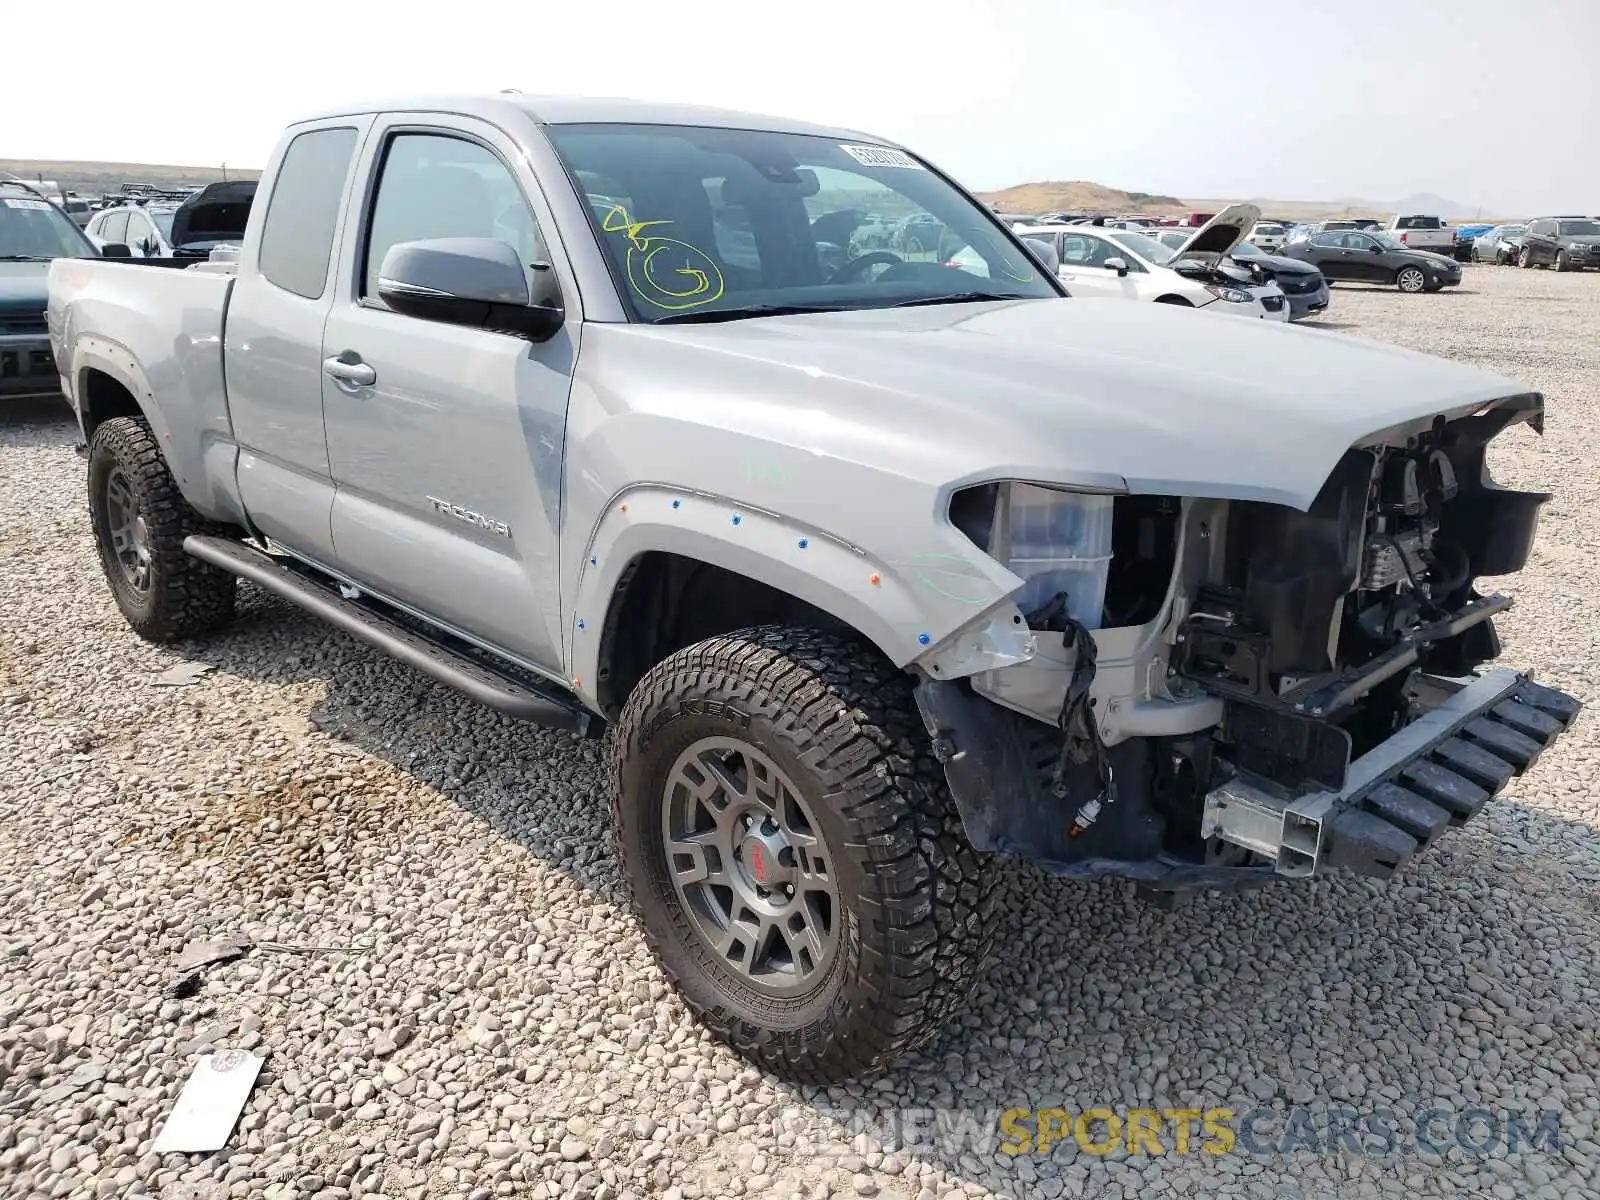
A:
[88, 417, 237, 642]
[1396, 266, 1427, 293]
[610, 626, 1001, 1083]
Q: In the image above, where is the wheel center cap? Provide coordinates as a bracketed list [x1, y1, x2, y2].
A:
[737, 826, 794, 893]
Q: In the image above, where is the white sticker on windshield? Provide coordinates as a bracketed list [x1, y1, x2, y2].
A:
[2, 197, 52, 211]
[839, 145, 924, 170]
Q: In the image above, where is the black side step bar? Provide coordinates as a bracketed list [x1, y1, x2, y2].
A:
[184, 535, 590, 734]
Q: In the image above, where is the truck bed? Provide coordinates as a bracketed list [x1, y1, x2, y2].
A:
[48, 257, 241, 520]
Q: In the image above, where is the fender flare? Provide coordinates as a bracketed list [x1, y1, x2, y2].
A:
[72, 334, 166, 443]
[565, 485, 1030, 706]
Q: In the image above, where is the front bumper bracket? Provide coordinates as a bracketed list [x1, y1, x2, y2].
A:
[1204, 669, 1581, 880]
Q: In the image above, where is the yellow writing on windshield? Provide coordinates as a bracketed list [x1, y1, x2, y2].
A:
[601, 203, 726, 311]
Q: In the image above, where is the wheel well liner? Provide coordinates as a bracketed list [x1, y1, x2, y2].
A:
[1154, 294, 1192, 306]
[595, 551, 842, 716]
[79, 368, 143, 440]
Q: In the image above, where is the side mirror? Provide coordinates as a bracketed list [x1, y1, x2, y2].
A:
[1020, 237, 1059, 275]
[99, 243, 132, 259]
[1104, 256, 1130, 276]
[376, 237, 564, 342]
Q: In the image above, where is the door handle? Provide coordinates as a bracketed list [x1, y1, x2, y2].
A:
[323, 355, 376, 388]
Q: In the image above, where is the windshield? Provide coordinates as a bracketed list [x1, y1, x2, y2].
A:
[1110, 230, 1174, 265]
[1370, 233, 1404, 250]
[0, 194, 98, 260]
[1254, 224, 1285, 235]
[544, 123, 1059, 322]
[1557, 220, 1600, 237]
[1229, 241, 1265, 259]
[152, 211, 175, 237]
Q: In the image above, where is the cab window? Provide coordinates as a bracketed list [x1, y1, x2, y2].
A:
[361, 132, 546, 301]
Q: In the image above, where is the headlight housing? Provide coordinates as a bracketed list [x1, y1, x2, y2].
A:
[966, 482, 1115, 628]
[1204, 284, 1253, 303]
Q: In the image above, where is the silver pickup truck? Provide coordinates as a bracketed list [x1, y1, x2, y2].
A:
[49, 94, 1580, 1083]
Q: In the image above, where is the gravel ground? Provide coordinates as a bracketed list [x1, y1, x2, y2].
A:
[3, 263, 1599, 1200]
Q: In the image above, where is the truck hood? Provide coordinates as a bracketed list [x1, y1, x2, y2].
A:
[0, 262, 49, 315]
[598, 298, 1534, 510]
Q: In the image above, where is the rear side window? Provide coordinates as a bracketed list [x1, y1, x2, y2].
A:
[99, 211, 128, 242]
[258, 126, 359, 300]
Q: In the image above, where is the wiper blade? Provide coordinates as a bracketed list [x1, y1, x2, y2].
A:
[0, 255, 51, 262]
[654, 303, 846, 325]
[884, 291, 1032, 308]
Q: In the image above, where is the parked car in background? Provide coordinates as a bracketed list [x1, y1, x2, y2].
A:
[1179, 211, 1216, 227]
[86, 203, 181, 258]
[1518, 216, 1600, 271]
[1385, 214, 1455, 255]
[1, 180, 101, 401]
[58, 196, 94, 228]
[1246, 222, 1288, 251]
[1472, 224, 1526, 264]
[1452, 223, 1494, 262]
[1008, 206, 1290, 320]
[83, 182, 256, 262]
[1145, 231, 1330, 322]
[1282, 229, 1462, 293]
[1222, 240, 1329, 320]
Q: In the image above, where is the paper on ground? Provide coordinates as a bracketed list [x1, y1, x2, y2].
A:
[151, 1049, 264, 1153]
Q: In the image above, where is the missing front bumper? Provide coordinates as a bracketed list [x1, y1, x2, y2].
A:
[1203, 669, 1581, 880]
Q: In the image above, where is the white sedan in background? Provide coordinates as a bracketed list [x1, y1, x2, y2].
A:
[1004, 206, 1290, 321]
[1247, 221, 1289, 251]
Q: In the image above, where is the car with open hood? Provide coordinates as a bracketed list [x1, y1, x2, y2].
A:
[1, 179, 100, 401]
[1147, 229, 1330, 322]
[1006, 205, 1290, 319]
[1518, 216, 1600, 271]
[48, 94, 1580, 1084]
[1281, 228, 1464, 293]
[86, 181, 256, 262]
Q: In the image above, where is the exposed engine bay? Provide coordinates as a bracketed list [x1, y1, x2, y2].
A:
[916, 395, 1582, 900]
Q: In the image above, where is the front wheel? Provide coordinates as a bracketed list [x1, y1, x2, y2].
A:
[88, 417, 237, 642]
[1396, 266, 1427, 293]
[1552, 248, 1569, 272]
[610, 626, 1000, 1083]
[1519, 246, 1534, 269]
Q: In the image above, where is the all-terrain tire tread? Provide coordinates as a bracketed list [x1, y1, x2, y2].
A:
[609, 625, 1002, 1083]
[88, 416, 237, 642]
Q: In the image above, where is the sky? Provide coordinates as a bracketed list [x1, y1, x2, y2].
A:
[4, 0, 1597, 214]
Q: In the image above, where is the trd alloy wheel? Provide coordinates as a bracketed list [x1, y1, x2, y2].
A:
[610, 625, 1000, 1083]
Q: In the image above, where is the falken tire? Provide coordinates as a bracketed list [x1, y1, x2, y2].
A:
[609, 625, 1000, 1083]
[87, 416, 237, 642]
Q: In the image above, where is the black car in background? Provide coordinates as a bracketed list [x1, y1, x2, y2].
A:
[1227, 241, 1330, 320]
[1518, 216, 1600, 271]
[1280, 229, 1462, 293]
[1, 181, 101, 402]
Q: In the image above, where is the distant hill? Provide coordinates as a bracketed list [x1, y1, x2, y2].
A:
[977, 180, 1184, 215]
[976, 180, 1509, 223]
[0, 158, 261, 198]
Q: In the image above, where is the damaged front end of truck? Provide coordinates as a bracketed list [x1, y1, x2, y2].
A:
[915, 392, 1582, 903]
